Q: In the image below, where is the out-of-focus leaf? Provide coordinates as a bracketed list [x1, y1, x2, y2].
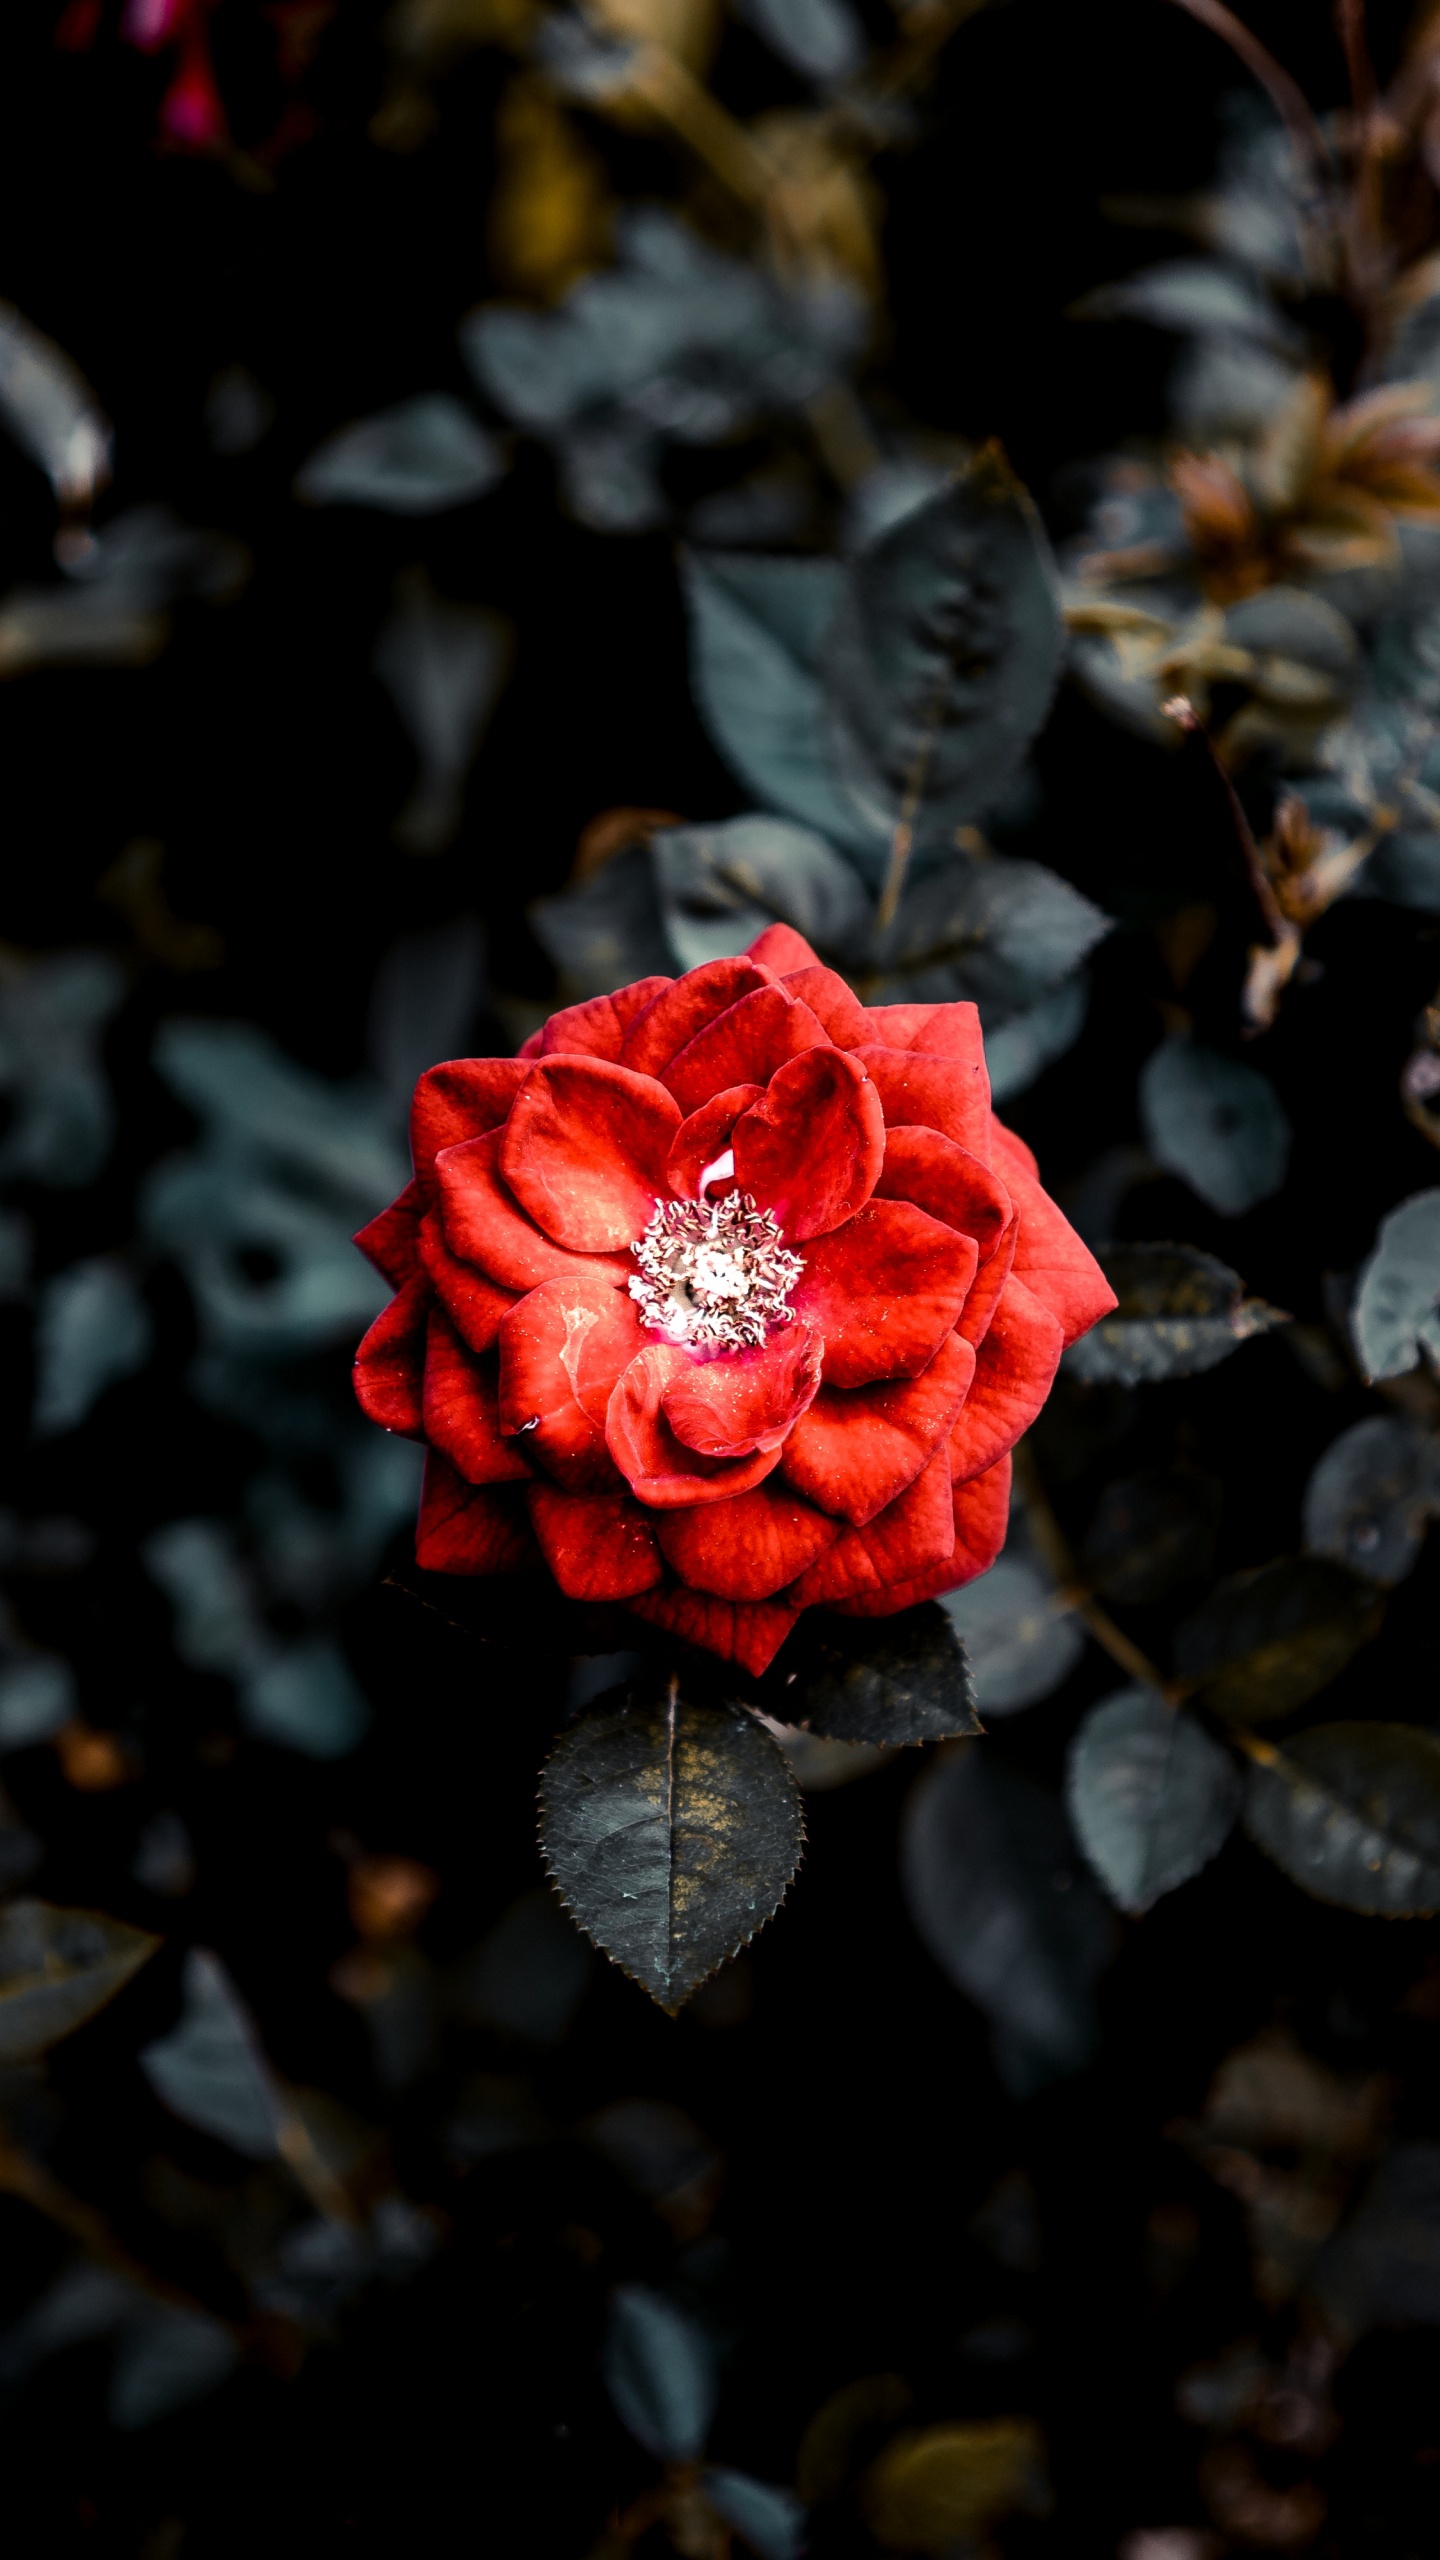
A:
[367, 916, 487, 1116]
[0, 1901, 158, 2062]
[539, 1693, 802, 2010]
[372, 573, 511, 854]
[867, 854, 1109, 1012]
[1139, 1039, 1291, 1216]
[940, 1556, 1084, 1716]
[703, 2468, 807, 2560]
[1303, 1414, 1440, 1587]
[603, 2282, 718, 2460]
[452, 1887, 594, 2044]
[1243, 1723, 1440, 1914]
[0, 1613, 76, 1748]
[1079, 1467, 1222, 1604]
[682, 550, 877, 859]
[205, 363, 274, 456]
[798, 2374, 915, 2507]
[901, 1746, 1113, 2092]
[109, 2306, 238, 2429]
[759, 1719, 897, 1788]
[1310, 2142, 1440, 2336]
[784, 1603, 979, 1746]
[584, 2099, 721, 2228]
[140, 1947, 285, 2159]
[650, 813, 870, 969]
[1076, 256, 1296, 343]
[825, 452, 1065, 853]
[984, 971, 1090, 1102]
[295, 394, 504, 513]
[531, 843, 673, 998]
[67, 505, 249, 610]
[861, 2417, 1051, 2551]
[151, 1020, 405, 1209]
[1067, 1686, 1240, 1914]
[143, 1520, 267, 1681]
[732, 0, 862, 83]
[242, 1640, 372, 1758]
[1176, 1558, 1384, 1724]
[31, 1259, 152, 1437]
[0, 951, 123, 1187]
[0, 300, 111, 510]
[1066, 1243, 1289, 1385]
[1353, 1190, 1440, 1381]
[131, 1810, 196, 1899]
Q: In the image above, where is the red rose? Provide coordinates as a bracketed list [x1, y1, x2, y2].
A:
[352, 925, 1116, 1676]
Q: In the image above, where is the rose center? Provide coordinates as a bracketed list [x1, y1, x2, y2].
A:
[628, 1192, 805, 1351]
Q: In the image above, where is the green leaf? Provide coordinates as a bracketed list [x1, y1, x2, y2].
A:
[538, 1687, 803, 2010]
[650, 814, 870, 971]
[1139, 1039, 1292, 1216]
[940, 1554, 1083, 1716]
[1310, 2142, 1440, 2336]
[530, 843, 674, 998]
[781, 1603, 979, 1746]
[825, 449, 1065, 851]
[703, 2468, 807, 2560]
[293, 395, 505, 515]
[1079, 1466, 1222, 1604]
[865, 853, 1109, 1012]
[140, 1947, 285, 2159]
[1303, 1414, 1440, 1588]
[984, 971, 1090, 1104]
[110, 2307, 238, 2430]
[604, 2282, 718, 2459]
[1243, 1723, 1440, 1914]
[1353, 1190, 1440, 1381]
[1065, 1243, 1290, 1385]
[1067, 1685, 1240, 1914]
[0, 1901, 159, 2063]
[1175, 1557, 1384, 1724]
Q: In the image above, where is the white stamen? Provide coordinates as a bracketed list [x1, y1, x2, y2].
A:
[628, 1192, 804, 1351]
[697, 1148, 735, 1197]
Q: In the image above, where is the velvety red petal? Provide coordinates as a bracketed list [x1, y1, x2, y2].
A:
[790, 1200, 977, 1389]
[665, 1085, 765, 1200]
[353, 1276, 427, 1435]
[497, 1272, 644, 1490]
[780, 964, 873, 1048]
[657, 1477, 840, 1600]
[731, 1047, 885, 1242]
[540, 977, 673, 1061]
[412, 1059, 528, 1198]
[874, 1126, 1011, 1258]
[355, 1180, 424, 1286]
[418, 1208, 515, 1355]
[662, 985, 828, 1117]
[988, 1117, 1038, 1179]
[662, 1323, 822, 1458]
[422, 1313, 534, 1485]
[525, 1482, 662, 1600]
[988, 1119, 1117, 1347]
[787, 1446, 956, 1605]
[624, 1584, 800, 1676]
[621, 958, 776, 1080]
[781, 1326, 975, 1526]
[866, 1000, 989, 1076]
[852, 1044, 990, 1159]
[517, 1028, 546, 1059]
[746, 922, 820, 973]
[948, 1276, 1064, 1484]
[606, 1344, 784, 1507]
[832, 1452, 1012, 1614]
[956, 1212, 1016, 1351]
[415, 1456, 539, 1574]
[501, 1058, 680, 1252]
[437, 1130, 631, 1294]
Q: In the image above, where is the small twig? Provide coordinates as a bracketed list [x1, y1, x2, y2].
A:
[1162, 696, 1291, 953]
[1160, 0, 1331, 191]
[0, 2134, 248, 2339]
[1012, 1441, 1178, 1699]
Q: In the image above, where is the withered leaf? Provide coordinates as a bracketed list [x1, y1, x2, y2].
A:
[1243, 1722, 1440, 1915]
[1175, 1557, 1383, 1725]
[860, 2417, 1051, 2552]
[1066, 1243, 1289, 1386]
[538, 1688, 803, 2011]
[0, 1900, 159, 2063]
[780, 1603, 979, 1747]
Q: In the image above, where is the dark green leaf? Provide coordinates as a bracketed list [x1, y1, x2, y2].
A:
[604, 2282, 718, 2459]
[864, 852, 1108, 1011]
[0, 1900, 159, 2063]
[782, 1603, 979, 1746]
[1139, 1039, 1292, 1217]
[940, 1555, 1083, 1715]
[1303, 1414, 1440, 1588]
[452, 1889, 594, 2046]
[1067, 1685, 1240, 1914]
[1079, 1467, 1222, 1604]
[538, 1689, 803, 2011]
[650, 814, 870, 972]
[293, 394, 505, 514]
[1310, 2142, 1440, 2336]
[110, 2308, 238, 2430]
[703, 2467, 807, 2560]
[1175, 1558, 1384, 1724]
[140, 1947, 284, 2159]
[984, 972, 1090, 1103]
[1353, 1190, 1440, 1381]
[1243, 1723, 1440, 1914]
[1066, 1242, 1290, 1386]
[530, 843, 675, 998]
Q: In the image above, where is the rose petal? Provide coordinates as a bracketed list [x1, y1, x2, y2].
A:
[746, 922, 820, 973]
[657, 1477, 840, 1599]
[540, 977, 673, 1061]
[353, 1275, 427, 1435]
[437, 1130, 631, 1294]
[851, 1045, 991, 1159]
[621, 958, 775, 1080]
[518, 1027, 546, 1059]
[418, 1208, 515, 1354]
[874, 1126, 1011, 1258]
[832, 1452, 1011, 1614]
[865, 1000, 989, 1078]
[781, 1326, 976, 1525]
[731, 1047, 885, 1241]
[988, 1118, 1117, 1346]
[780, 964, 874, 1048]
[956, 1212, 1016, 1351]
[415, 1456, 539, 1574]
[355, 1180, 423, 1286]
[666, 1085, 765, 1200]
[948, 1276, 1064, 1483]
[412, 1059, 528, 1198]
[787, 1446, 956, 1605]
[501, 1058, 681, 1252]
[624, 1584, 800, 1676]
[525, 1482, 662, 1600]
[662, 1323, 822, 1457]
[497, 1272, 644, 1491]
[790, 1200, 977, 1388]
[662, 985, 828, 1117]
[606, 1343, 784, 1507]
[423, 1313, 535, 1485]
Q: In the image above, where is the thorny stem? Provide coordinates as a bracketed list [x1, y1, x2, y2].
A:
[1162, 695, 1292, 954]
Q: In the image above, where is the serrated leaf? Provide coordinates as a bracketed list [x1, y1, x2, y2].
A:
[901, 1746, 1113, 2093]
[703, 2468, 807, 2560]
[140, 1947, 285, 2159]
[0, 1901, 159, 2062]
[940, 1555, 1083, 1716]
[603, 2282, 717, 2460]
[781, 1603, 978, 1745]
[1353, 1190, 1440, 1381]
[650, 813, 870, 971]
[824, 450, 1065, 853]
[1066, 1243, 1290, 1384]
[1079, 1466, 1222, 1604]
[538, 1689, 803, 2010]
[860, 2417, 1050, 2551]
[1243, 1723, 1440, 1913]
[1175, 1557, 1384, 1725]
[865, 853, 1109, 1011]
[1067, 1685, 1240, 1914]
[1303, 1414, 1440, 1587]
[1139, 1038, 1291, 1216]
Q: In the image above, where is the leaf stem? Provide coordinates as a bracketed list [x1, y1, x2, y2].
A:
[0, 2132, 247, 2339]
[1012, 1439, 1176, 1697]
